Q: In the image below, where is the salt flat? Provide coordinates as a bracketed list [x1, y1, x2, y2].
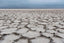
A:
[0, 9, 64, 43]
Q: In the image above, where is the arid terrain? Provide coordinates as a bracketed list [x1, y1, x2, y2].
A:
[0, 9, 64, 43]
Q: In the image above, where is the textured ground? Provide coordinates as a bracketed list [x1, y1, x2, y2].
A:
[0, 9, 64, 43]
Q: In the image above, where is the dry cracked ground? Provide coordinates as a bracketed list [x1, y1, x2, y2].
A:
[0, 9, 64, 43]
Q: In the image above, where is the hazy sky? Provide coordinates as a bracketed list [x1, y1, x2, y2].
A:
[0, 0, 64, 8]
[29, 0, 63, 4]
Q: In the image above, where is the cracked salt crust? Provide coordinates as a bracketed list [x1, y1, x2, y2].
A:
[16, 28, 29, 34]
[56, 29, 64, 33]
[31, 37, 50, 43]
[15, 39, 28, 43]
[0, 23, 3, 27]
[42, 32, 53, 37]
[0, 26, 8, 30]
[55, 33, 64, 38]
[1, 28, 17, 34]
[1, 34, 20, 43]
[52, 37, 64, 43]
[14, 20, 21, 23]
[46, 30, 57, 34]
[0, 10, 64, 43]
[22, 31, 40, 38]
[27, 24, 37, 28]
[9, 23, 19, 28]
[47, 25, 56, 30]
[31, 27, 45, 32]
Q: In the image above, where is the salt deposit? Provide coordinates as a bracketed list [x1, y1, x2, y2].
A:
[0, 9, 64, 43]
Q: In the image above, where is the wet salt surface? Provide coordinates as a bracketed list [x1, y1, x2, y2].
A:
[0, 10, 64, 43]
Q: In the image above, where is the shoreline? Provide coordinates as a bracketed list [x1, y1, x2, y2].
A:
[0, 9, 64, 10]
[0, 9, 64, 14]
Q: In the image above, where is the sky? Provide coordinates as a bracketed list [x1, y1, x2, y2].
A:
[0, 0, 64, 8]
